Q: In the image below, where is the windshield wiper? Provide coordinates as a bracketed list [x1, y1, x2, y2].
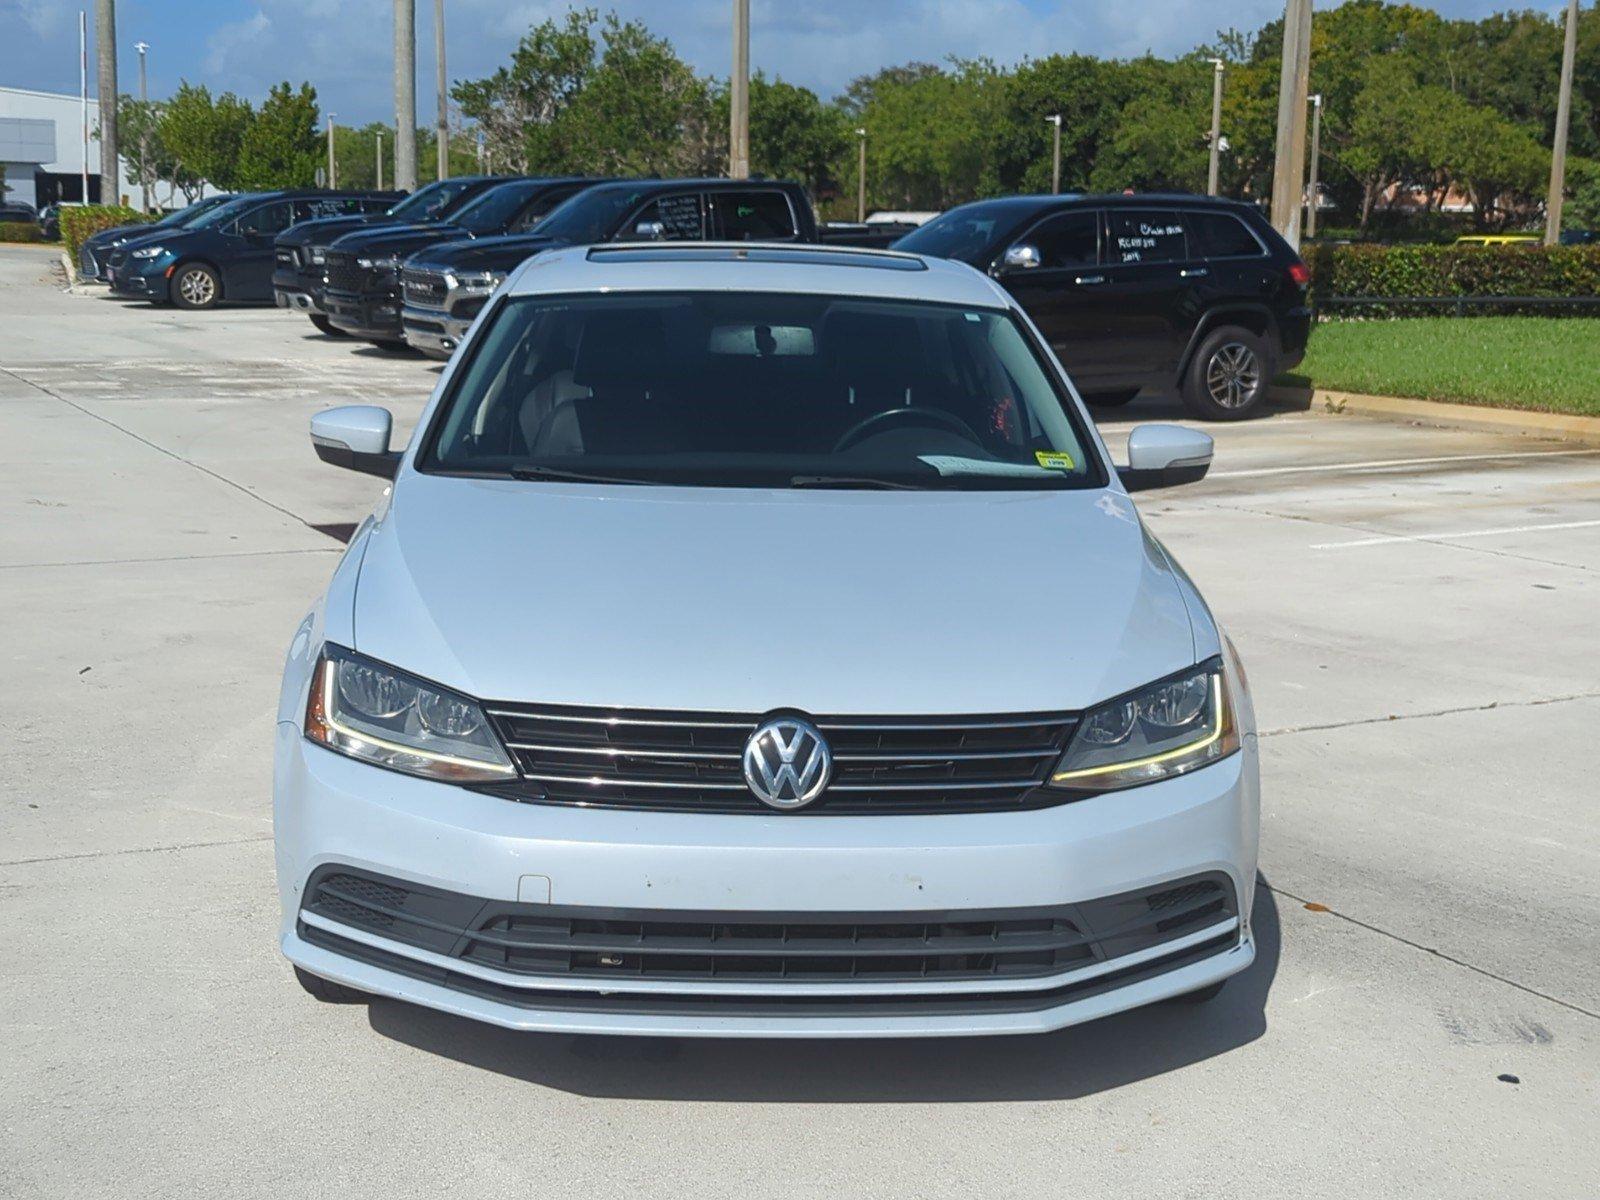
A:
[508, 465, 651, 486]
[789, 474, 925, 491]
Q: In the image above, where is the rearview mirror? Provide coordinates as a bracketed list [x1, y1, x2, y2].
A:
[999, 243, 1042, 272]
[310, 405, 400, 478]
[1118, 424, 1213, 492]
[634, 220, 667, 241]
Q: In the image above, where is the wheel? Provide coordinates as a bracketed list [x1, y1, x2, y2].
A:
[1084, 389, 1139, 408]
[170, 262, 221, 310]
[293, 965, 371, 1004]
[309, 313, 349, 338]
[1166, 980, 1226, 1005]
[1181, 326, 1273, 420]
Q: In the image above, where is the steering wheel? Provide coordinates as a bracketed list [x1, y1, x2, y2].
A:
[832, 406, 983, 454]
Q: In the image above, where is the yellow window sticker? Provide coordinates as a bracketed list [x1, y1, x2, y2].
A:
[1035, 451, 1076, 471]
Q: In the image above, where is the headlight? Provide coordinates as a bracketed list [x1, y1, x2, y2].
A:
[445, 270, 505, 292]
[304, 645, 515, 783]
[130, 245, 165, 259]
[309, 248, 326, 264]
[1050, 659, 1238, 792]
[356, 254, 400, 271]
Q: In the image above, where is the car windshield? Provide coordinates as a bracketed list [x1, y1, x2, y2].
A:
[448, 182, 543, 234]
[422, 291, 1100, 490]
[894, 203, 1033, 264]
[186, 196, 261, 230]
[386, 178, 480, 221]
[529, 186, 650, 245]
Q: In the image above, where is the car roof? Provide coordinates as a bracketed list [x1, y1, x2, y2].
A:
[945, 193, 1260, 217]
[504, 242, 1011, 308]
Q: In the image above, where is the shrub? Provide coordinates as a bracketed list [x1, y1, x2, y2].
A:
[59, 205, 153, 272]
[0, 221, 45, 243]
[1305, 242, 1600, 317]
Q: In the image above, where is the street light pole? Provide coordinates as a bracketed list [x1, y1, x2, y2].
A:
[326, 114, 336, 190]
[729, 0, 750, 179]
[434, 0, 448, 180]
[1306, 93, 1323, 240]
[1207, 58, 1225, 196]
[394, 0, 417, 191]
[135, 40, 149, 211]
[1269, 0, 1313, 246]
[855, 128, 867, 222]
[1046, 114, 1062, 194]
[1545, 0, 1579, 246]
[376, 132, 384, 190]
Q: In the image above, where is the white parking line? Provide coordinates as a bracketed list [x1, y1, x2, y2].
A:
[1212, 449, 1600, 479]
[1314, 519, 1600, 549]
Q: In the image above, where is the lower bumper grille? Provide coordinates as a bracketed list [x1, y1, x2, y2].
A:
[298, 867, 1240, 1017]
[323, 252, 374, 294]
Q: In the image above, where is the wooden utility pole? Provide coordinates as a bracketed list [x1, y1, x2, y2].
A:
[1208, 59, 1225, 196]
[95, 0, 118, 203]
[394, 0, 418, 191]
[434, 0, 449, 180]
[1269, 0, 1313, 247]
[729, 0, 750, 179]
[1306, 94, 1323, 239]
[1545, 0, 1580, 246]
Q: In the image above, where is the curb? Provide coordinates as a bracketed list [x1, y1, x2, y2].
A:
[1277, 386, 1600, 448]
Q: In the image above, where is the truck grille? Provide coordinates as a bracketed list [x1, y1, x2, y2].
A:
[482, 704, 1078, 814]
[401, 266, 447, 308]
[322, 251, 372, 294]
[301, 867, 1238, 991]
[80, 246, 99, 276]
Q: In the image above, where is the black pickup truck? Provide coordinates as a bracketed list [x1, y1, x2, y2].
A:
[320, 177, 597, 348]
[399, 178, 898, 358]
[273, 176, 510, 334]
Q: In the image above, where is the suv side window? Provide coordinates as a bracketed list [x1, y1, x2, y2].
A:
[1106, 210, 1188, 265]
[1188, 211, 1266, 259]
[629, 193, 706, 240]
[511, 187, 578, 233]
[716, 191, 797, 241]
[1026, 210, 1100, 269]
[235, 202, 294, 237]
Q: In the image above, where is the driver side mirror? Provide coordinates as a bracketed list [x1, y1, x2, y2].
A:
[999, 242, 1042, 273]
[634, 220, 667, 241]
[1118, 424, 1213, 492]
[311, 405, 400, 479]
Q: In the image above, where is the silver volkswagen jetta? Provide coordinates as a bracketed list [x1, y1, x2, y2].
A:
[275, 243, 1259, 1038]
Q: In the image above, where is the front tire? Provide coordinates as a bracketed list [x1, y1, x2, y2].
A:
[1181, 326, 1272, 420]
[170, 263, 221, 310]
[309, 313, 348, 338]
[293, 965, 370, 1004]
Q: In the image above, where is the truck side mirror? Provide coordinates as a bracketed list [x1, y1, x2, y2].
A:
[1118, 424, 1213, 492]
[311, 405, 400, 479]
[634, 220, 667, 241]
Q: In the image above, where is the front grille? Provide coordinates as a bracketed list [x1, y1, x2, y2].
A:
[401, 266, 447, 308]
[80, 246, 99, 275]
[300, 867, 1239, 1002]
[323, 251, 372, 294]
[482, 704, 1078, 815]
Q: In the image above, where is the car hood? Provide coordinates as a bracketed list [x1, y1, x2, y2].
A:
[86, 222, 153, 249]
[329, 224, 463, 255]
[410, 233, 564, 274]
[350, 475, 1199, 714]
[281, 214, 393, 248]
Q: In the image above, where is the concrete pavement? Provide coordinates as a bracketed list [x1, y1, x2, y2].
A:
[2, 245, 1596, 1199]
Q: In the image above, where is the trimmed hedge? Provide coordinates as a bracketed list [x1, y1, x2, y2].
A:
[0, 221, 45, 243]
[59, 205, 152, 272]
[1306, 243, 1600, 317]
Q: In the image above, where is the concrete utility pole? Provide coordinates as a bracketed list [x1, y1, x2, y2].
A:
[135, 40, 148, 210]
[729, 0, 750, 179]
[1306, 93, 1323, 240]
[1269, 0, 1313, 247]
[1046, 114, 1062, 193]
[326, 115, 336, 190]
[1545, 0, 1580, 246]
[376, 132, 384, 190]
[79, 11, 89, 204]
[855, 128, 867, 222]
[434, 0, 449, 180]
[394, 0, 418, 191]
[95, 0, 118, 203]
[1207, 59, 1225, 196]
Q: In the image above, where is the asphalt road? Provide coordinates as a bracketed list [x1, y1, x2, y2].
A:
[2, 245, 1596, 1199]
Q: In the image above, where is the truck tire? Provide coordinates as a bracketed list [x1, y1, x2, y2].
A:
[310, 313, 348, 338]
[1180, 326, 1272, 421]
[293, 965, 371, 1004]
[170, 262, 221, 310]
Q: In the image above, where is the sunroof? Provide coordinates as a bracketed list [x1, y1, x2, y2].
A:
[587, 245, 928, 272]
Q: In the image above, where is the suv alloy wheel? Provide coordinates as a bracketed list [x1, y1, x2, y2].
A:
[1182, 325, 1272, 421]
[171, 263, 221, 310]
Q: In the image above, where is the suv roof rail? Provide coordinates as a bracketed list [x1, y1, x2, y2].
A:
[585, 242, 928, 271]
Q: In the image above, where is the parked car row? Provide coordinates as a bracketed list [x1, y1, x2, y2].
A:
[88, 177, 1311, 420]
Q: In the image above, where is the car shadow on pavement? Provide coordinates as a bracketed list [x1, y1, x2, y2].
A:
[366, 876, 1280, 1102]
[1092, 387, 1311, 425]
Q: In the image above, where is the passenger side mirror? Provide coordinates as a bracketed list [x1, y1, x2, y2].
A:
[310, 405, 400, 479]
[999, 243, 1042, 273]
[1118, 424, 1213, 492]
[634, 220, 667, 241]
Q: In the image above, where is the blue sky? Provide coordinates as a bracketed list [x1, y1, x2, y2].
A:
[0, 0, 1543, 124]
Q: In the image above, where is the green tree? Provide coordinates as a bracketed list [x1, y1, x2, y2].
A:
[235, 82, 320, 189]
[711, 73, 850, 197]
[158, 83, 252, 192]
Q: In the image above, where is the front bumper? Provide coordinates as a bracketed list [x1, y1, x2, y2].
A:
[275, 725, 1259, 1037]
[109, 263, 167, 298]
[400, 303, 475, 359]
[324, 288, 402, 339]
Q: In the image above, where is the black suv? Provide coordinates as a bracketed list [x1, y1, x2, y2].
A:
[894, 194, 1312, 420]
[321, 177, 597, 347]
[109, 190, 398, 308]
[273, 176, 511, 334]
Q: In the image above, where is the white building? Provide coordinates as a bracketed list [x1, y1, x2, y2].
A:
[0, 85, 136, 211]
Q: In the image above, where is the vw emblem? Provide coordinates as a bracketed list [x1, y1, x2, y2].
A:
[742, 716, 833, 810]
